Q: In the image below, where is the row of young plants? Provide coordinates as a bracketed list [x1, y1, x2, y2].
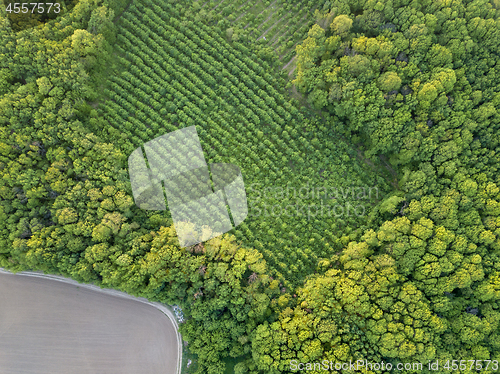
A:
[100, 0, 390, 285]
[196, 0, 327, 64]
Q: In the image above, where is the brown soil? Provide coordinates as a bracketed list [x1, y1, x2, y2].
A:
[0, 273, 180, 374]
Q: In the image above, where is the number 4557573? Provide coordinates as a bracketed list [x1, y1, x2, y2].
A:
[6, 3, 60, 13]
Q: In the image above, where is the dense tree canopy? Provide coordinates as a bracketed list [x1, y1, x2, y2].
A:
[283, 0, 500, 371]
[1, 0, 500, 373]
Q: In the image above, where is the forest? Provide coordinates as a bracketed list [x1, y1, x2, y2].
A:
[0, 0, 499, 373]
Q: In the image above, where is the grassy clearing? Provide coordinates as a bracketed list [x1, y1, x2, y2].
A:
[103, 0, 393, 287]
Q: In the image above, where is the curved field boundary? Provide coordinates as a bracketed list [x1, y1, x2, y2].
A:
[0, 268, 183, 374]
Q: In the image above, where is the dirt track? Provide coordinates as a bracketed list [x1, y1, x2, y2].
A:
[0, 272, 180, 374]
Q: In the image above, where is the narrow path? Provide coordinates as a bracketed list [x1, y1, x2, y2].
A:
[279, 39, 302, 61]
[282, 55, 296, 71]
[113, 0, 134, 24]
[256, 0, 278, 29]
[235, 0, 252, 12]
[232, 0, 252, 23]
[268, 13, 293, 44]
[244, 0, 275, 29]
[273, 29, 293, 50]
[213, 0, 227, 11]
[257, 12, 288, 41]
